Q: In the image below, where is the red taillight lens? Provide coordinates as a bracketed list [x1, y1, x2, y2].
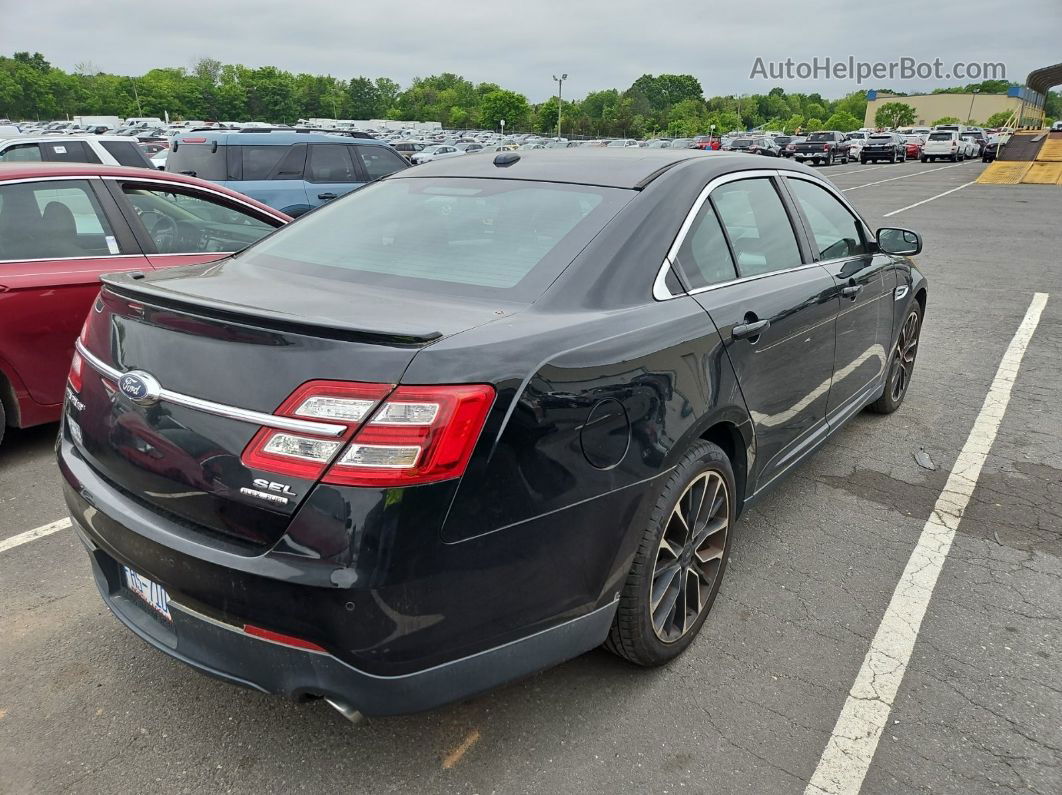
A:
[68, 350, 84, 392]
[241, 381, 495, 487]
[241, 381, 392, 479]
[823, 143, 829, 151]
[324, 384, 495, 486]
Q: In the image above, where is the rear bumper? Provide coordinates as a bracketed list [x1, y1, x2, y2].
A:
[75, 517, 616, 715]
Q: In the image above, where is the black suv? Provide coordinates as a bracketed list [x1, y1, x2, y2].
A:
[861, 133, 906, 164]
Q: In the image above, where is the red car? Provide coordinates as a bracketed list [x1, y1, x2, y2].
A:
[903, 136, 925, 159]
[0, 162, 289, 446]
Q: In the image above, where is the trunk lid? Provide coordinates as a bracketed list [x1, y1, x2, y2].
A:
[71, 262, 506, 550]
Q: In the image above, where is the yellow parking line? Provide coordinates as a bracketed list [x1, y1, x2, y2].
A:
[442, 729, 481, 769]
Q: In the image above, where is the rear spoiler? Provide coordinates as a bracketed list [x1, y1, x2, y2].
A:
[100, 274, 443, 346]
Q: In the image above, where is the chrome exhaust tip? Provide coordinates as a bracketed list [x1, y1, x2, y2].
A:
[325, 697, 365, 724]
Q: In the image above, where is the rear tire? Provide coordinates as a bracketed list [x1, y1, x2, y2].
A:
[605, 440, 735, 667]
[869, 302, 922, 415]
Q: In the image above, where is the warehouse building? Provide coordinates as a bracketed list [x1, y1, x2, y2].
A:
[863, 87, 1036, 128]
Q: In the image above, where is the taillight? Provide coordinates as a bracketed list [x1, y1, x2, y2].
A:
[823, 143, 829, 151]
[68, 351, 84, 392]
[324, 384, 495, 486]
[241, 381, 495, 487]
[243, 623, 326, 652]
[241, 381, 392, 479]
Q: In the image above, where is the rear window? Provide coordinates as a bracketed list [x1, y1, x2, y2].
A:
[100, 140, 152, 168]
[807, 133, 834, 142]
[928, 132, 953, 141]
[869, 134, 892, 140]
[235, 177, 632, 301]
[166, 142, 229, 180]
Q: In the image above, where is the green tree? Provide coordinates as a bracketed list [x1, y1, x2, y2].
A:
[347, 76, 380, 118]
[931, 116, 960, 126]
[805, 117, 824, 131]
[875, 102, 916, 128]
[783, 114, 805, 132]
[984, 110, 1013, 128]
[825, 111, 862, 131]
[479, 89, 530, 131]
[374, 77, 401, 116]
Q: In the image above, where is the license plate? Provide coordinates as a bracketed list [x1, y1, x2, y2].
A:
[122, 565, 172, 622]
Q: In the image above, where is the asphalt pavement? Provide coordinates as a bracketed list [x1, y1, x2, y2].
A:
[1, 155, 1059, 794]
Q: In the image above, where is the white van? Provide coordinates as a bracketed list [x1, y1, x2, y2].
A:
[922, 130, 964, 162]
[123, 117, 165, 128]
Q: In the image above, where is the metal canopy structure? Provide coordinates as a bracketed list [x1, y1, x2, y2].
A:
[1016, 63, 1062, 128]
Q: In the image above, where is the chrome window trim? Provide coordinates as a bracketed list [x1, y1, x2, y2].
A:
[0, 254, 145, 266]
[75, 340, 349, 438]
[654, 168, 814, 301]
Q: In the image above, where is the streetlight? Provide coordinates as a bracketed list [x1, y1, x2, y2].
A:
[967, 88, 980, 125]
[553, 73, 567, 139]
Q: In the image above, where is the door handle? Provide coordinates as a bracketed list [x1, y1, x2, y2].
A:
[318, 192, 337, 200]
[732, 319, 770, 340]
[841, 284, 863, 299]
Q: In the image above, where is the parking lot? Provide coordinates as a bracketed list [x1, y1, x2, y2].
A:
[1, 156, 1059, 793]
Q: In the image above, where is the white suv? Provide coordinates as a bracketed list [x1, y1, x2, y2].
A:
[921, 131, 965, 163]
[0, 135, 153, 168]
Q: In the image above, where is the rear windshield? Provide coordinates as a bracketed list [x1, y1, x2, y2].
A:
[869, 134, 892, 140]
[235, 177, 632, 301]
[100, 140, 152, 168]
[928, 132, 953, 141]
[166, 142, 228, 180]
[807, 132, 834, 141]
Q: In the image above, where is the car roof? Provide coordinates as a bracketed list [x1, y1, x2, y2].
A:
[0, 162, 290, 219]
[392, 149, 774, 189]
[1, 135, 132, 145]
[175, 130, 390, 146]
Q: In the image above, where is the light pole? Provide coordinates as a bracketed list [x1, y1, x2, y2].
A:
[967, 89, 980, 125]
[553, 73, 567, 139]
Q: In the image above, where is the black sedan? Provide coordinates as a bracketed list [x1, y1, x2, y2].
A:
[60, 150, 927, 718]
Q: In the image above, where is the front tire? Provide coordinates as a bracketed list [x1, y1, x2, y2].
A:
[869, 302, 922, 415]
[605, 440, 735, 667]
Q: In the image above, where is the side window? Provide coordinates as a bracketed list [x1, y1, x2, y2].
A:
[0, 180, 118, 260]
[121, 185, 279, 254]
[0, 143, 43, 162]
[356, 146, 408, 181]
[41, 140, 102, 164]
[100, 140, 152, 168]
[786, 178, 867, 260]
[306, 145, 358, 182]
[271, 145, 307, 180]
[240, 145, 288, 180]
[676, 202, 738, 289]
[711, 178, 802, 277]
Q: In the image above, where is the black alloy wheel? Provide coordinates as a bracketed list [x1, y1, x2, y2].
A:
[870, 303, 922, 414]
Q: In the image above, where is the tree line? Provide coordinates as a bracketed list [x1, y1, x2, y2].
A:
[3, 52, 1055, 137]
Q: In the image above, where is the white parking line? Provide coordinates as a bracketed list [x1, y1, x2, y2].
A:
[841, 161, 975, 192]
[882, 182, 977, 217]
[828, 164, 890, 177]
[806, 292, 1049, 795]
[0, 518, 72, 554]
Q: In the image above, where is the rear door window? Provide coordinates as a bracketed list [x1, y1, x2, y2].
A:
[356, 146, 408, 181]
[306, 144, 359, 182]
[240, 145, 289, 180]
[0, 180, 119, 260]
[711, 179, 803, 277]
[0, 143, 43, 162]
[100, 140, 153, 168]
[40, 140, 102, 164]
[676, 202, 738, 289]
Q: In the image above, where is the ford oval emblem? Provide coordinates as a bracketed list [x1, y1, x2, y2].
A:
[118, 371, 162, 406]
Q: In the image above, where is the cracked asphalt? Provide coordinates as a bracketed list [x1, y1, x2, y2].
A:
[1, 157, 1059, 794]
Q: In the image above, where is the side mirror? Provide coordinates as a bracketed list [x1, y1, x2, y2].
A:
[876, 227, 922, 256]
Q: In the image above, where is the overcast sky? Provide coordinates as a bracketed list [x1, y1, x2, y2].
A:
[2, 0, 1059, 101]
